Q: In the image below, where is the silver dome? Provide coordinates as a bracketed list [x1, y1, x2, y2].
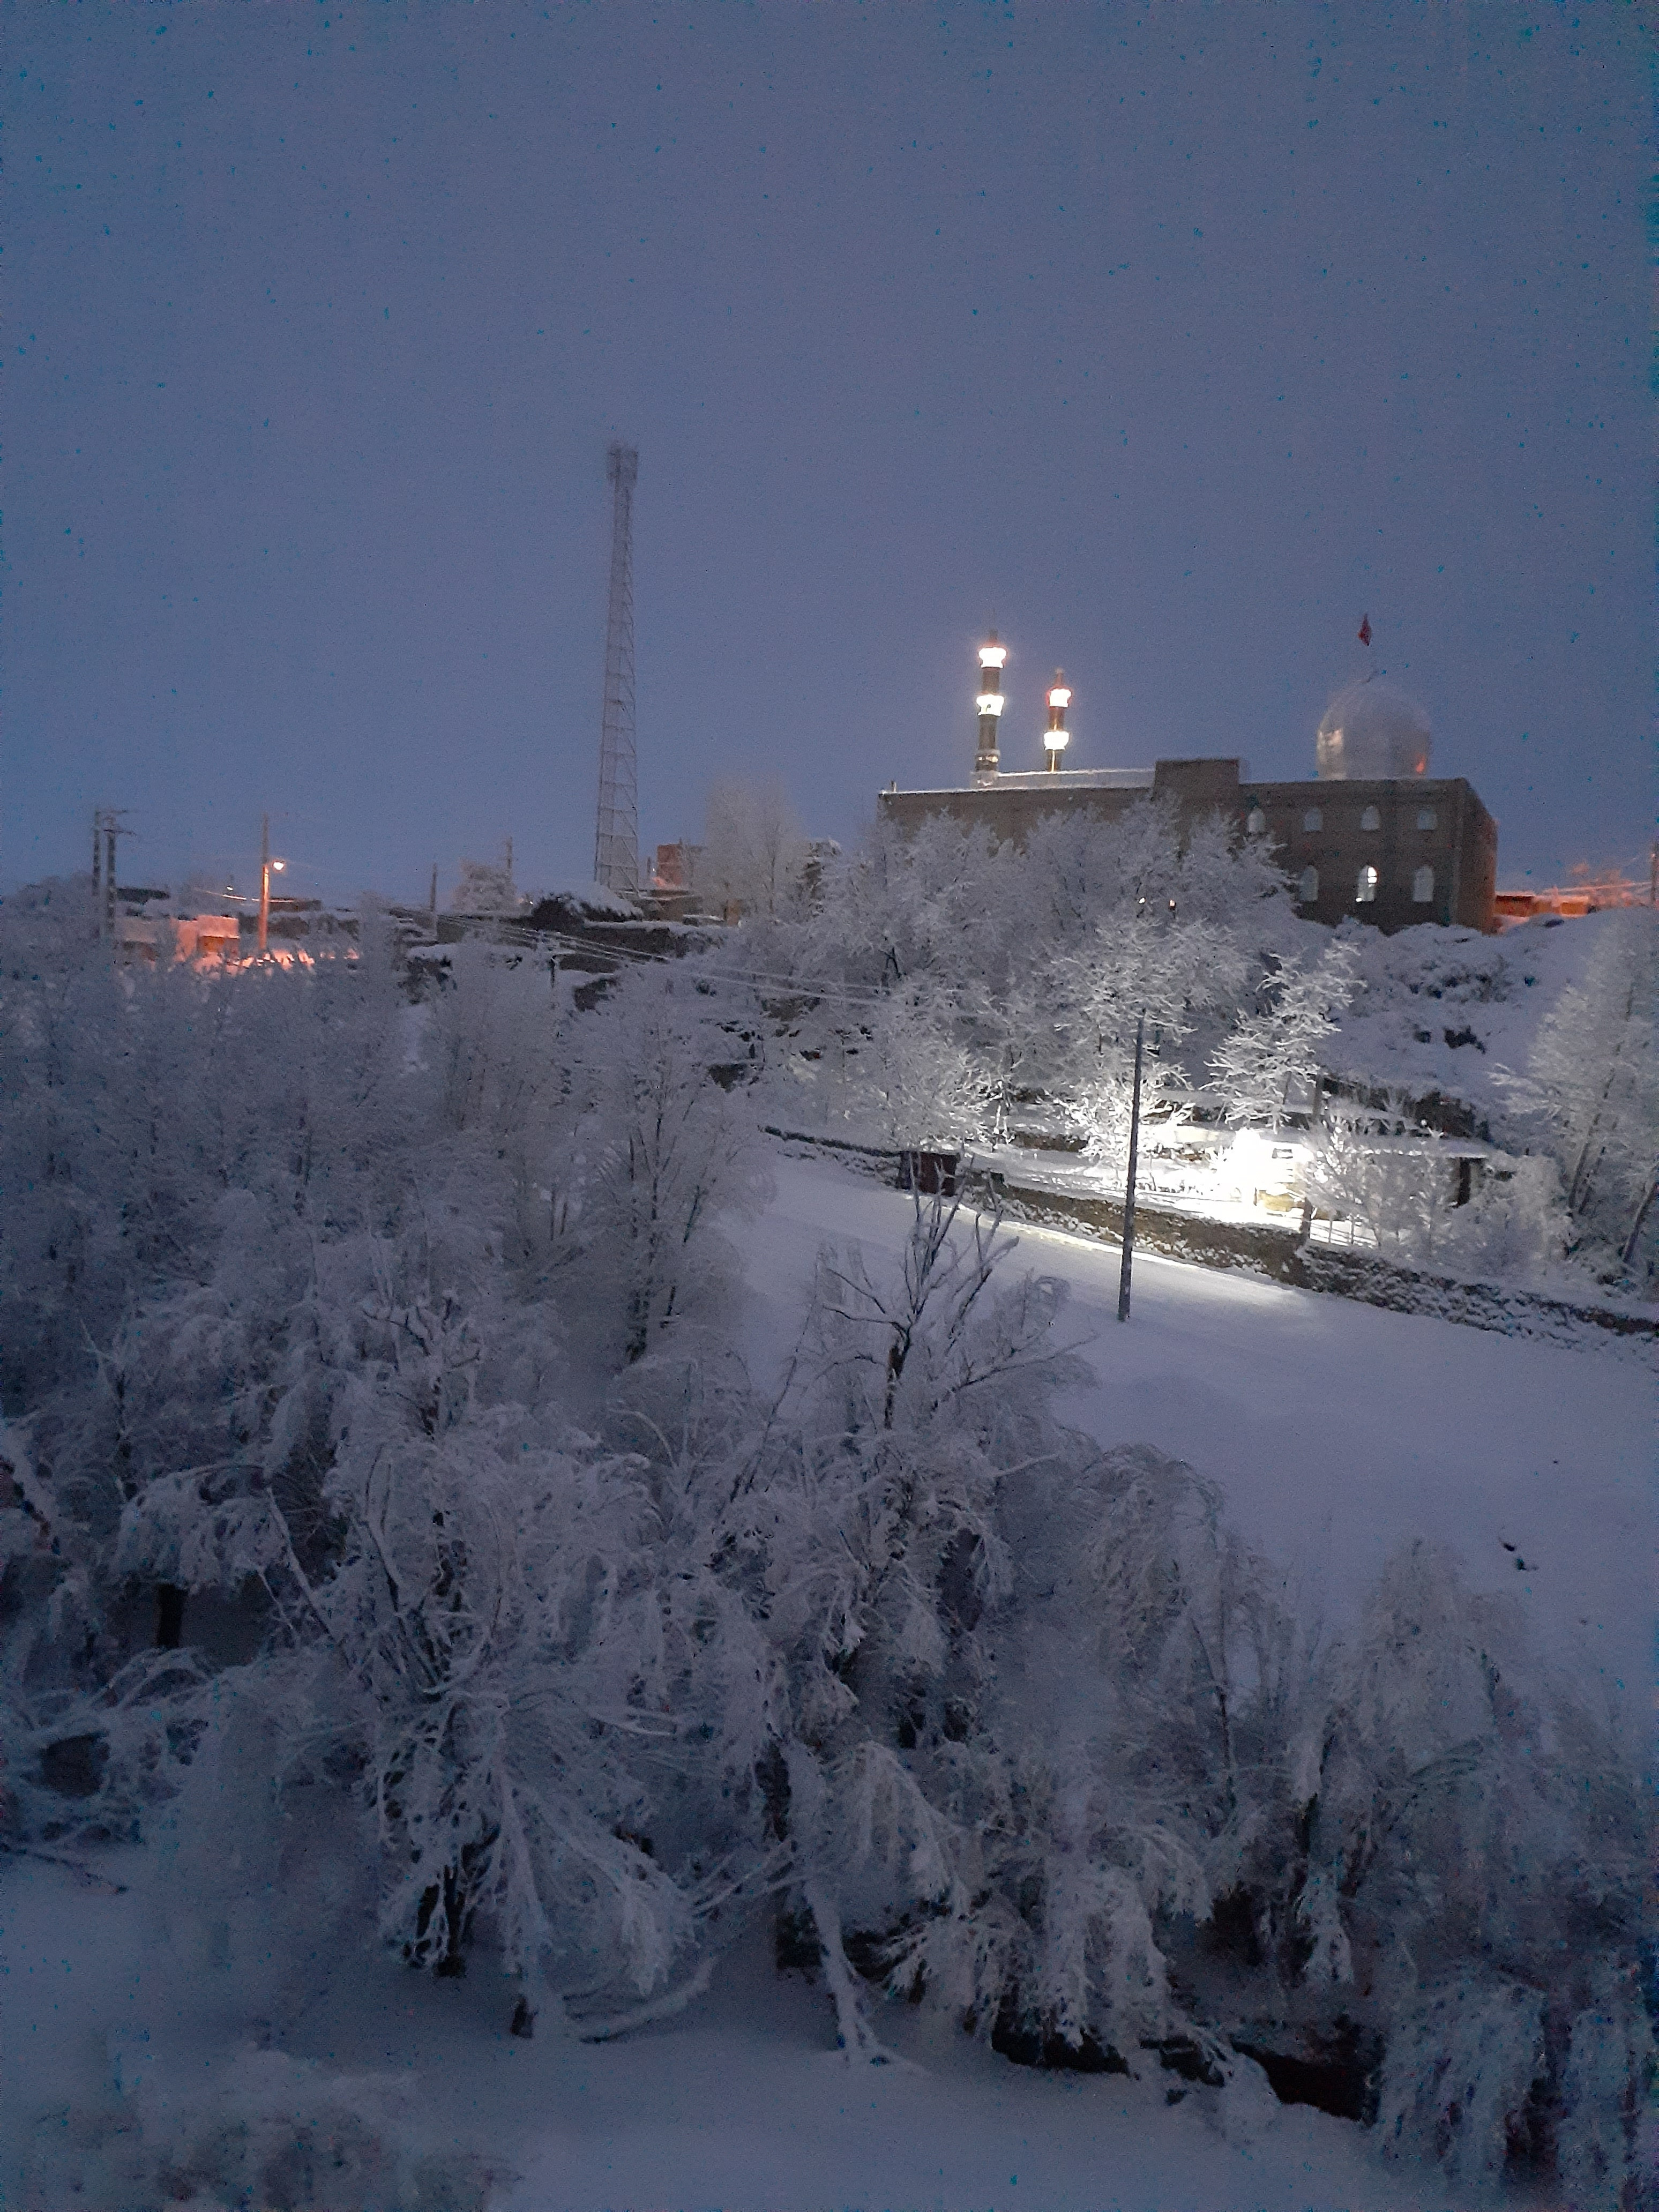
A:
[1316, 677, 1432, 780]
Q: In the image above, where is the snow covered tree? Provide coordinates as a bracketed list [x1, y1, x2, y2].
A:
[701, 778, 810, 920]
[1511, 911, 1658, 1277]
[554, 969, 772, 1366]
[1288, 1542, 1648, 2194]
[729, 1192, 1092, 2058]
[450, 849, 527, 915]
[1209, 940, 1358, 1126]
[845, 987, 993, 1151]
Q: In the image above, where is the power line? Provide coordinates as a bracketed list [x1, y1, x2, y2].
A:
[470, 917, 898, 1013]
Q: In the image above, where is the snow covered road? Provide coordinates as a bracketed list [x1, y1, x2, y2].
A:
[734, 1154, 1654, 1733]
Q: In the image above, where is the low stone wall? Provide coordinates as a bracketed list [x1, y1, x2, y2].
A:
[759, 1129, 1658, 1348]
[981, 1177, 1307, 1283]
[981, 1171, 1658, 1348]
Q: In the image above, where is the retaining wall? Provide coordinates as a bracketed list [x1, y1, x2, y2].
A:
[761, 1128, 1657, 1348]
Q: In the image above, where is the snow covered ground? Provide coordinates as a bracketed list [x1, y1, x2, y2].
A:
[3, 1849, 1449, 2212]
[3, 1150, 1649, 2211]
[1321, 910, 1615, 1116]
[735, 1157, 1652, 1744]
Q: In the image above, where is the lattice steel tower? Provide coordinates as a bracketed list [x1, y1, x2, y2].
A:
[594, 442, 639, 893]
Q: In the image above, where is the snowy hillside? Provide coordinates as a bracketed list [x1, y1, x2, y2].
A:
[1, 893, 1649, 2211]
[738, 1161, 1650, 1733]
[1319, 910, 1623, 1126]
[4, 1153, 1651, 2211]
[2, 1858, 1440, 2212]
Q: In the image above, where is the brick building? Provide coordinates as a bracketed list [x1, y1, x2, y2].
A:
[877, 660, 1498, 933]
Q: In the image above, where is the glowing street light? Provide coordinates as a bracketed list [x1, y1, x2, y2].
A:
[1043, 672, 1072, 771]
[257, 813, 287, 958]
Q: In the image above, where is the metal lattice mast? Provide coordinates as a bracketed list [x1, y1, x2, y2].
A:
[594, 442, 639, 893]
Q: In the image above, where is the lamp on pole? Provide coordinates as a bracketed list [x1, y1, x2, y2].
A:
[1117, 1011, 1145, 1322]
[1117, 895, 1176, 1322]
[257, 813, 286, 958]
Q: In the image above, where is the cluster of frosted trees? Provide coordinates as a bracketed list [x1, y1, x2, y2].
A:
[742, 803, 1343, 1154]
[3, 876, 1654, 2194]
[734, 804, 1656, 1287]
[0, 877, 1648, 2202]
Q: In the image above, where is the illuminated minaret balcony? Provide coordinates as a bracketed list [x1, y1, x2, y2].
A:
[1044, 674, 1072, 771]
[974, 632, 1006, 784]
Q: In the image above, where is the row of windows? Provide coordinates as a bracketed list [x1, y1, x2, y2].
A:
[1298, 864, 1436, 906]
[1247, 805, 1439, 835]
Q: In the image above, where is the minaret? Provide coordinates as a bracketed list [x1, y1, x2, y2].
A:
[1043, 671, 1071, 771]
[973, 631, 1006, 785]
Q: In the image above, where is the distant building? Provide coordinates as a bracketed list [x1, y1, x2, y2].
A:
[115, 911, 242, 964]
[1493, 867, 1655, 924]
[645, 841, 705, 922]
[878, 649, 1499, 933]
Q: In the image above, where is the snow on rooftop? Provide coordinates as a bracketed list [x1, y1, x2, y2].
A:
[890, 767, 1155, 795]
[535, 880, 642, 918]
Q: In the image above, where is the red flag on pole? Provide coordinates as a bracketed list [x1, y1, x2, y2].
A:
[1357, 614, 1372, 648]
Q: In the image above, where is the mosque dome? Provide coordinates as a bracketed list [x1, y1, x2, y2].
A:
[1316, 676, 1432, 780]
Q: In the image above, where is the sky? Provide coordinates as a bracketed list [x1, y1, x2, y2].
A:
[7, 1, 1651, 906]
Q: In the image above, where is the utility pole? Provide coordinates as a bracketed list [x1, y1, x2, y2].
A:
[1117, 895, 1175, 1321]
[1117, 1011, 1146, 1322]
[594, 442, 639, 895]
[256, 816, 287, 957]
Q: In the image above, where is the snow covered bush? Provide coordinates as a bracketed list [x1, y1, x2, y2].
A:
[1430, 1153, 1572, 1282]
[10, 2043, 501, 2212]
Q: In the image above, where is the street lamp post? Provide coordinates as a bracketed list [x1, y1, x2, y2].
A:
[1117, 896, 1176, 1322]
[257, 813, 286, 958]
[1117, 1011, 1145, 1322]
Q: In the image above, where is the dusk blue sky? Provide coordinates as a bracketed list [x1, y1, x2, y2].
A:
[8, 2, 1651, 905]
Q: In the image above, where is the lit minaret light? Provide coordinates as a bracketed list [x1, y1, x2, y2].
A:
[1043, 671, 1072, 770]
[973, 631, 1006, 784]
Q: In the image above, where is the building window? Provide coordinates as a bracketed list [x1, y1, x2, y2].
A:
[1246, 806, 1267, 836]
[1303, 808, 1322, 832]
[1359, 805, 1381, 832]
[1356, 865, 1379, 904]
[1416, 807, 1438, 831]
[1413, 865, 1434, 903]
[1298, 866, 1319, 903]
